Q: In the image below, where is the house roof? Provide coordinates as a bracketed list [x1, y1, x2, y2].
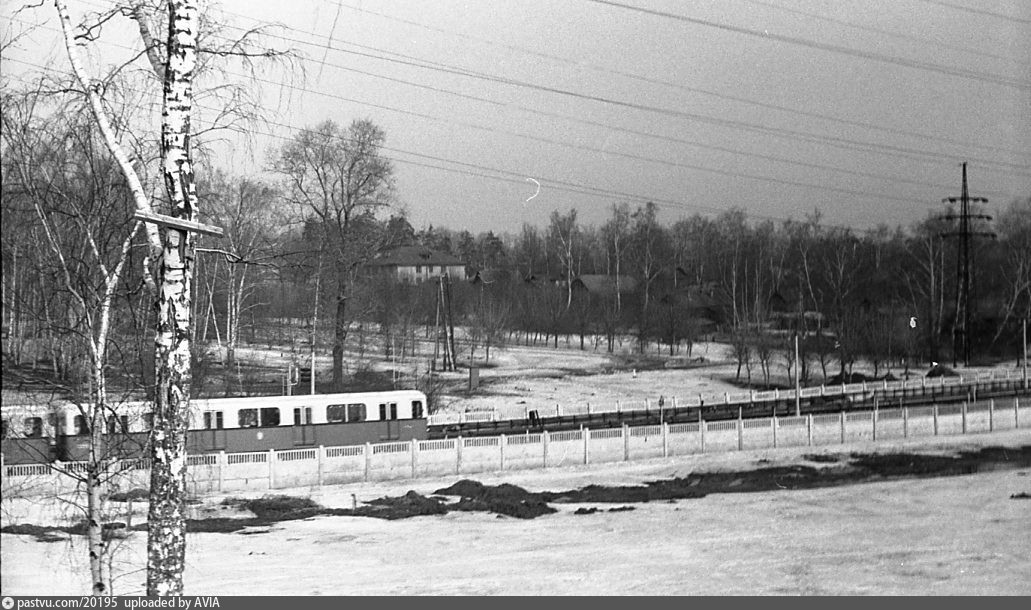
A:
[367, 246, 465, 267]
[571, 274, 639, 295]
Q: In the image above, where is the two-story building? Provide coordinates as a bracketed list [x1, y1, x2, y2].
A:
[366, 246, 468, 284]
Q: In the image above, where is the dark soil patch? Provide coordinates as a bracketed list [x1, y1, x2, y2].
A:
[435, 480, 557, 519]
[108, 487, 149, 502]
[5, 446, 1028, 538]
[802, 453, 842, 463]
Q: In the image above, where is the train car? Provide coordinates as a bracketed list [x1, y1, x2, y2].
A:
[0, 404, 58, 464]
[185, 389, 427, 454]
[1, 389, 428, 465]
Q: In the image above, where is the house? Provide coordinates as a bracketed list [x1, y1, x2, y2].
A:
[366, 246, 467, 284]
[570, 274, 640, 297]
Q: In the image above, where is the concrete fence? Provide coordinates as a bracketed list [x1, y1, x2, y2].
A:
[3, 397, 1028, 499]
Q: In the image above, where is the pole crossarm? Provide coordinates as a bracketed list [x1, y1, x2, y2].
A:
[133, 210, 224, 238]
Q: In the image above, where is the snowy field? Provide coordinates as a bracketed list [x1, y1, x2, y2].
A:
[3, 429, 1029, 596]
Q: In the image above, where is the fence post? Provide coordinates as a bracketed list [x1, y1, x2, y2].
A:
[218, 451, 226, 493]
[499, 434, 506, 471]
[364, 442, 372, 482]
[989, 399, 994, 432]
[543, 430, 550, 468]
[317, 446, 325, 487]
[662, 422, 669, 457]
[584, 428, 590, 465]
[456, 437, 463, 474]
[410, 439, 418, 478]
[933, 405, 939, 436]
[903, 407, 909, 438]
[806, 414, 813, 446]
[623, 424, 630, 461]
[840, 411, 846, 444]
[962, 402, 967, 434]
[772, 414, 778, 448]
[737, 408, 743, 451]
[268, 449, 276, 490]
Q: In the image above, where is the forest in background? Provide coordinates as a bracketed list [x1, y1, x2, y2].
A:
[3, 84, 1029, 403]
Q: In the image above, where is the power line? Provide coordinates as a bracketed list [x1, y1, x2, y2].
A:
[9, 51, 1019, 208]
[739, 0, 1030, 67]
[3, 64, 932, 233]
[205, 24, 1031, 176]
[914, 0, 1031, 25]
[320, 0, 1027, 158]
[583, 0, 1030, 90]
[13, 7, 1030, 177]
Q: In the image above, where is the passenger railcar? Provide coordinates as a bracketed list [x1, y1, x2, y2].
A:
[1, 390, 428, 465]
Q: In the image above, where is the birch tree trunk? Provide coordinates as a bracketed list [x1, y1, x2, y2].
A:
[147, 0, 199, 596]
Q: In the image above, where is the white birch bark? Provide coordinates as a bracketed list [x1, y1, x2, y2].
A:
[147, 0, 200, 597]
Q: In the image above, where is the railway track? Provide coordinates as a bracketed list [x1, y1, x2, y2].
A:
[428, 376, 1029, 438]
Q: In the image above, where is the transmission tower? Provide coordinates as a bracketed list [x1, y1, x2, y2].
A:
[940, 162, 994, 367]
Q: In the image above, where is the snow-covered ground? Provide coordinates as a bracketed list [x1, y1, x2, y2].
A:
[3, 429, 1029, 595]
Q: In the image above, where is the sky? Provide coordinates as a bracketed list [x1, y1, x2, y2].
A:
[2, 0, 1029, 236]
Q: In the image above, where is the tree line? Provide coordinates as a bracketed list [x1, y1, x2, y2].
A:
[5, 101, 1029, 399]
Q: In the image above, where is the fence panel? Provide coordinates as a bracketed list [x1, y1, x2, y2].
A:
[906, 407, 936, 437]
[414, 439, 456, 478]
[667, 423, 701, 457]
[811, 414, 842, 446]
[460, 437, 501, 475]
[548, 435, 585, 468]
[875, 409, 905, 439]
[965, 401, 992, 433]
[501, 433, 544, 471]
[587, 428, 626, 464]
[274, 448, 319, 489]
[627, 425, 664, 460]
[368, 442, 413, 482]
[775, 416, 809, 448]
[322, 446, 366, 485]
[741, 417, 772, 450]
[935, 404, 964, 436]
[703, 420, 738, 453]
[844, 412, 873, 443]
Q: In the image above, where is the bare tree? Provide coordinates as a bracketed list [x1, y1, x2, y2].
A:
[1, 85, 143, 594]
[274, 119, 395, 388]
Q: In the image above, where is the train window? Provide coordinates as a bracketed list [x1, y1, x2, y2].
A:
[1, 419, 8, 438]
[379, 404, 387, 420]
[203, 411, 224, 430]
[412, 401, 423, 418]
[238, 409, 259, 428]
[105, 416, 129, 435]
[142, 413, 154, 431]
[260, 407, 280, 427]
[293, 407, 312, 425]
[347, 403, 366, 422]
[389, 403, 398, 420]
[74, 415, 89, 435]
[327, 404, 347, 423]
[23, 417, 44, 438]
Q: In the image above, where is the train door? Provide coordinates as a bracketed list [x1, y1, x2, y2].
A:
[292, 407, 315, 446]
[199, 410, 226, 452]
[380, 402, 399, 440]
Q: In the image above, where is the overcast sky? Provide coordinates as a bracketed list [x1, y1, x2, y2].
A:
[3, 0, 1029, 235]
